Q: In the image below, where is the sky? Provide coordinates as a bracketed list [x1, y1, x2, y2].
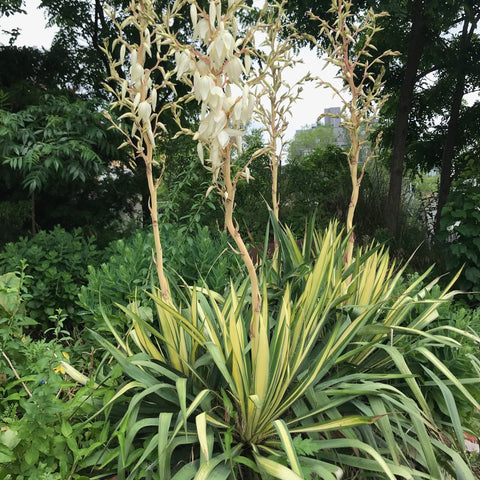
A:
[0, 0, 344, 140]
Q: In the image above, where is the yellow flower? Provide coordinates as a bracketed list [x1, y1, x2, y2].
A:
[53, 364, 65, 374]
[53, 352, 70, 375]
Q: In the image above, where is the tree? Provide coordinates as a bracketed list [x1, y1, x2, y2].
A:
[0, 0, 24, 17]
[357, 0, 480, 238]
[375, 0, 480, 236]
[283, 142, 349, 232]
[0, 94, 136, 237]
[286, 0, 480, 242]
[434, 5, 480, 232]
[287, 123, 337, 161]
[383, 0, 428, 237]
[0, 45, 80, 110]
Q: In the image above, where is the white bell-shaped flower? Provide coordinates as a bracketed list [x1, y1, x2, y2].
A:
[212, 110, 227, 136]
[193, 72, 214, 102]
[208, 85, 225, 111]
[175, 51, 195, 79]
[193, 18, 210, 43]
[224, 56, 244, 84]
[217, 130, 230, 149]
[131, 63, 144, 85]
[138, 101, 152, 124]
[232, 98, 243, 123]
[208, 29, 235, 69]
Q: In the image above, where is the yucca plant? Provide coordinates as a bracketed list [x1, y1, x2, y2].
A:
[89, 220, 478, 479]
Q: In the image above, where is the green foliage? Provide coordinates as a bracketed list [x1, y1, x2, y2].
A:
[0, 95, 114, 193]
[0, 227, 101, 330]
[157, 129, 272, 241]
[235, 129, 272, 238]
[158, 139, 222, 230]
[0, 269, 111, 479]
[0, 0, 24, 17]
[282, 143, 350, 232]
[356, 162, 433, 269]
[287, 124, 337, 162]
[438, 172, 480, 301]
[0, 93, 141, 243]
[78, 225, 244, 332]
[428, 304, 480, 436]
[0, 46, 72, 110]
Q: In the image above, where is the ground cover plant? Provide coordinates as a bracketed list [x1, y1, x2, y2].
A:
[0, 270, 111, 479]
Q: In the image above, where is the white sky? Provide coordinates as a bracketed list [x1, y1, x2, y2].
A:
[0, 0, 344, 140]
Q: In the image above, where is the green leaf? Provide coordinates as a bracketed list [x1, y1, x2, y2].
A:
[423, 366, 465, 451]
[0, 427, 20, 450]
[24, 445, 39, 465]
[61, 419, 73, 438]
[254, 453, 303, 480]
[273, 420, 303, 477]
[0, 443, 15, 463]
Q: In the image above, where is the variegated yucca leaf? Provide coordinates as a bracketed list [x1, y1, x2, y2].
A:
[93, 220, 478, 479]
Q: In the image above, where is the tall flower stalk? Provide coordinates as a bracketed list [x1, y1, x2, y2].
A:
[168, 0, 263, 332]
[311, 0, 397, 266]
[102, 0, 179, 302]
[255, 0, 312, 224]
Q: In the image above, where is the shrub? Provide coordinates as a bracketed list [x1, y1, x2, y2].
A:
[91, 222, 480, 479]
[78, 224, 244, 331]
[0, 226, 102, 331]
[0, 270, 110, 479]
[438, 174, 480, 304]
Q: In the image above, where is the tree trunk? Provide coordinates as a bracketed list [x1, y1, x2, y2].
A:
[434, 13, 478, 232]
[31, 192, 36, 235]
[384, 0, 426, 236]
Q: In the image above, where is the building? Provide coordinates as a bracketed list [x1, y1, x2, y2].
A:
[323, 107, 347, 148]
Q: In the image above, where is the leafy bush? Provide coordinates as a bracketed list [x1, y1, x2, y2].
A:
[438, 174, 480, 303]
[78, 224, 244, 331]
[0, 227, 102, 331]
[0, 270, 110, 479]
[282, 144, 350, 234]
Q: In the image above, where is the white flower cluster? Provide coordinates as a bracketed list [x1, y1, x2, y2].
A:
[173, 0, 255, 180]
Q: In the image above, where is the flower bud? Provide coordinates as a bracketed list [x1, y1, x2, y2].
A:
[120, 44, 126, 64]
[150, 88, 157, 110]
[209, 0, 216, 28]
[190, 3, 197, 27]
[197, 142, 204, 164]
[147, 127, 156, 148]
[138, 101, 152, 123]
[121, 79, 128, 101]
[244, 53, 251, 75]
[133, 92, 141, 109]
